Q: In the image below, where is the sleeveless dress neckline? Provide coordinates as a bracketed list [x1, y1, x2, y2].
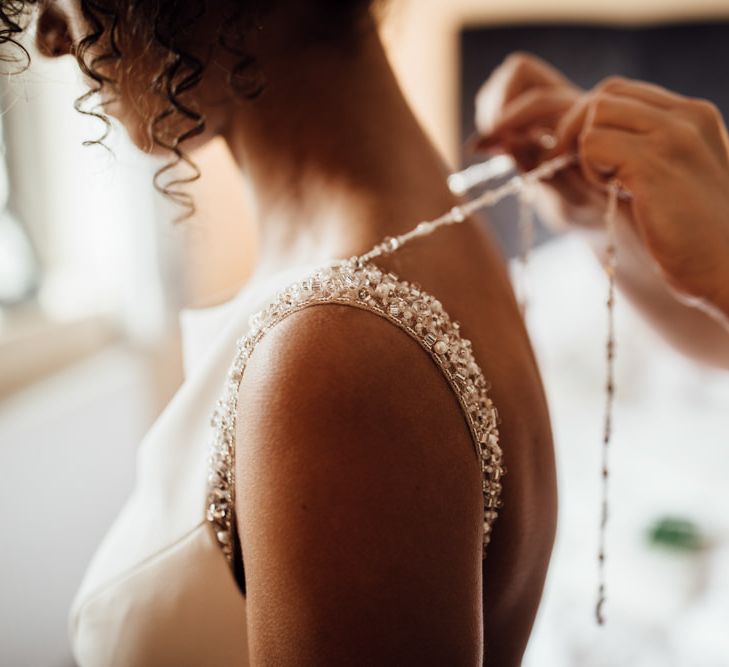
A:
[179, 259, 339, 379]
[69, 252, 505, 667]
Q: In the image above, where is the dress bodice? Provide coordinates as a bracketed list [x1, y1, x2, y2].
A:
[68, 257, 504, 667]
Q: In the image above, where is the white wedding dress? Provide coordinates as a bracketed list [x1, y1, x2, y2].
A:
[68, 255, 505, 666]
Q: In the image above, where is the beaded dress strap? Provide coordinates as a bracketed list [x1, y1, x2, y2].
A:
[205, 258, 506, 571]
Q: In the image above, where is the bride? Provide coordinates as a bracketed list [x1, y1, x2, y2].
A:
[23, 0, 557, 664]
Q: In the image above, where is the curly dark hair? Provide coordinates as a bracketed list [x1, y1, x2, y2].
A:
[0, 0, 380, 220]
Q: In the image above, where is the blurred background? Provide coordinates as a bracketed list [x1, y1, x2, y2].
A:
[1, 0, 728, 665]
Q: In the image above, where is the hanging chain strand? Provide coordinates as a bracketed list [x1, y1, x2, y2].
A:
[596, 180, 621, 626]
[359, 152, 622, 629]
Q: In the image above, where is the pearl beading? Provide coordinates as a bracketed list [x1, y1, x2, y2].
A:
[205, 258, 505, 568]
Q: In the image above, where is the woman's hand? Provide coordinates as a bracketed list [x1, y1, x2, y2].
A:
[476, 54, 729, 315]
[474, 53, 729, 367]
[551, 76, 729, 315]
[473, 52, 582, 170]
[474, 53, 625, 233]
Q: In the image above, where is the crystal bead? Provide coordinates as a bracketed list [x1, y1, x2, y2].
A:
[377, 236, 397, 252]
[433, 340, 448, 355]
[207, 504, 226, 522]
[211, 487, 230, 501]
[450, 206, 465, 222]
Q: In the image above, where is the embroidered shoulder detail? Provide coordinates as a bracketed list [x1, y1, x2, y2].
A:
[205, 259, 505, 567]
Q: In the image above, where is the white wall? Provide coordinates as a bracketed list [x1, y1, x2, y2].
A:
[0, 347, 156, 667]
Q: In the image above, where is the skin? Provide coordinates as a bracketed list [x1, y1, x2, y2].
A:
[474, 52, 729, 369]
[36, 3, 557, 665]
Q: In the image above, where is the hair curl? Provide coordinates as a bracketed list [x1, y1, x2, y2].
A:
[0, 0, 378, 220]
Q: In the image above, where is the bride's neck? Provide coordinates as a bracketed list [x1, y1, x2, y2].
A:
[221, 17, 459, 276]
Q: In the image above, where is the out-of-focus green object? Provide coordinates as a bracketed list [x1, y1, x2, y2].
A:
[647, 517, 704, 552]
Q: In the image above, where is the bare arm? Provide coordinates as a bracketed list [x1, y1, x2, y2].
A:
[234, 304, 484, 665]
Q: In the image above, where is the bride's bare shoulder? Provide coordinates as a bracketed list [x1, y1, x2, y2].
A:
[232, 302, 485, 662]
[236, 302, 479, 474]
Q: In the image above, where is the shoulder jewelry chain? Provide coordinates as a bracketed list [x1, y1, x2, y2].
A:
[361, 152, 621, 627]
[597, 180, 621, 625]
[358, 154, 575, 263]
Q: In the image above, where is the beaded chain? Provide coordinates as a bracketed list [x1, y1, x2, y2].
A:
[446, 156, 622, 627]
[357, 153, 576, 265]
[206, 150, 621, 628]
[596, 180, 621, 625]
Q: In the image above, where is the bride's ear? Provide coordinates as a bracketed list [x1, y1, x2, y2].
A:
[35, 1, 75, 59]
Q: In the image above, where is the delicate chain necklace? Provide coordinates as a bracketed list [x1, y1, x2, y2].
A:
[597, 180, 621, 625]
[358, 152, 621, 627]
